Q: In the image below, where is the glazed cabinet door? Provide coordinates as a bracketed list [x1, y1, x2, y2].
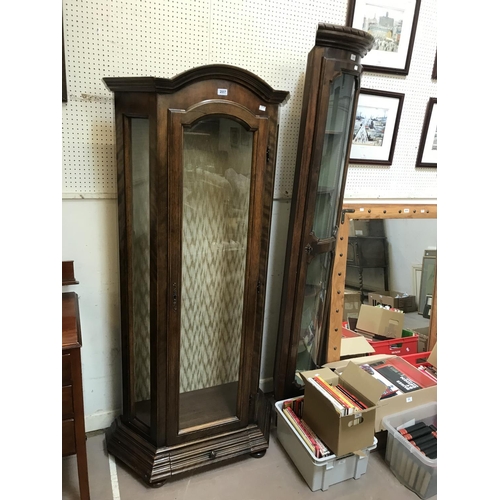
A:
[167, 100, 269, 444]
[273, 36, 368, 401]
[295, 62, 358, 373]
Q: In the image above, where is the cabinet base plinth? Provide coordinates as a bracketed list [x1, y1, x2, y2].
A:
[106, 417, 269, 487]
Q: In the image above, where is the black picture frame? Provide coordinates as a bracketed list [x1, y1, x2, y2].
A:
[346, 0, 421, 76]
[432, 51, 437, 80]
[349, 89, 405, 166]
[415, 97, 437, 168]
[63, 22, 67, 103]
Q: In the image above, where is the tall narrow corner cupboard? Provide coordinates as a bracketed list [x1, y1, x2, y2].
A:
[273, 23, 375, 402]
[102, 65, 289, 487]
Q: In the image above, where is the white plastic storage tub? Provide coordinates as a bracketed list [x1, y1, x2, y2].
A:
[382, 402, 437, 499]
[275, 398, 377, 492]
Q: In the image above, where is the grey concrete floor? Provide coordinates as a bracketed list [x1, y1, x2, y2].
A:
[63, 427, 436, 500]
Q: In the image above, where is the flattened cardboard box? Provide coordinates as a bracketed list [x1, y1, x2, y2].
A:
[323, 354, 437, 432]
[427, 342, 437, 368]
[356, 304, 404, 339]
[343, 289, 361, 321]
[299, 362, 386, 457]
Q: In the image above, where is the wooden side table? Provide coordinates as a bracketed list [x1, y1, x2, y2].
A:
[63, 290, 90, 500]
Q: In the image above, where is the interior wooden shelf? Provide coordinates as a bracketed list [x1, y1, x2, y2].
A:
[134, 381, 239, 430]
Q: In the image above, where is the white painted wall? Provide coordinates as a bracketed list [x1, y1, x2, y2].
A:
[385, 218, 437, 305]
[62, 199, 122, 430]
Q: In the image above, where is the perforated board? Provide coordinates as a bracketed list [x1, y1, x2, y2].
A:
[62, 0, 436, 200]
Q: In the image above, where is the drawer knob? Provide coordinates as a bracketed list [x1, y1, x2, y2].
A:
[209, 451, 217, 460]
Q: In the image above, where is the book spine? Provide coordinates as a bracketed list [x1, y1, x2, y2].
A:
[300, 419, 331, 458]
[283, 407, 320, 457]
[403, 427, 433, 441]
[336, 384, 367, 410]
[313, 376, 357, 413]
[410, 434, 436, 448]
[399, 421, 427, 436]
[307, 377, 348, 416]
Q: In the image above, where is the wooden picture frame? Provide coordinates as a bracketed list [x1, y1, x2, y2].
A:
[416, 97, 437, 168]
[327, 203, 438, 363]
[350, 89, 404, 165]
[346, 0, 421, 76]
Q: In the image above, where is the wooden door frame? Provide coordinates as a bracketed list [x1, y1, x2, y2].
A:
[327, 202, 437, 362]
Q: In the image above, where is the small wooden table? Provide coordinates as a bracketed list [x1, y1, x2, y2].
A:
[62, 289, 90, 499]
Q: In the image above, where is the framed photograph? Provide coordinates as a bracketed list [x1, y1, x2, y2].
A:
[349, 89, 404, 165]
[346, 0, 421, 75]
[416, 97, 437, 168]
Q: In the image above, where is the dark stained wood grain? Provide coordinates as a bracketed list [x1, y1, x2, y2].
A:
[62, 292, 81, 348]
[103, 65, 289, 104]
[62, 261, 79, 285]
[273, 24, 373, 401]
[105, 66, 288, 486]
[62, 289, 90, 500]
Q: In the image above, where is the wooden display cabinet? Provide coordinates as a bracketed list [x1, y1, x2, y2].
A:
[103, 66, 288, 486]
[273, 24, 374, 402]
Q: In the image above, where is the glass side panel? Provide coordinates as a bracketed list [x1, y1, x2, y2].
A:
[130, 118, 151, 428]
[312, 74, 356, 239]
[179, 117, 253, 431]
[295, 252, 332, 372]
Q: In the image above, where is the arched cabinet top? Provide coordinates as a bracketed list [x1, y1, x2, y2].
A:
[103, 64, 290, 105]
[315, 23, 374, 56]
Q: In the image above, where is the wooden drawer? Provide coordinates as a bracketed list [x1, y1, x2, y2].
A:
[62, 419, 76, 457]
[62, 353, 72, 385]
[62, 385, 74, 419]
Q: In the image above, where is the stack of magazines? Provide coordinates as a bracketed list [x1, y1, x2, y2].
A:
[282, 397, 331, 458]
[306, 375, 367, 416]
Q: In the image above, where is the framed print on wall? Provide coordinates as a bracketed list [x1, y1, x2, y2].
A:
[416, 97, 437, 168]
[346, 0, 421, 75]
[350, 89, 404, 165]
[63, 21, 67, 103]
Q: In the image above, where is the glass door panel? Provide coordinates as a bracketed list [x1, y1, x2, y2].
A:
[295, 252, 332, 373]
[179, 117, 253, 432]
[312, 74, 356, 239]
[130, 117, 152, 428]
[296, 73, 356, 375]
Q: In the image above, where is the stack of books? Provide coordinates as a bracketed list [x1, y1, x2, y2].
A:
[306, 376, 367, 416]
[417, 364, 437, 382]
[359, 357, 437, 399]
[282, 397, 331, 458]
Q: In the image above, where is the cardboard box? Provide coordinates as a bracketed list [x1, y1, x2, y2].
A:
[340, 335, 375, 358]
[323, 354, 437, 432]
[343, 289, 361, 321]
[299, 362, 386, 457]
[342, 326, 418, 356]
[368, 291, 417, 313]
[413, 326, 429, 352]
[427, 343, 437, 368]
[356, 304, 404, 339]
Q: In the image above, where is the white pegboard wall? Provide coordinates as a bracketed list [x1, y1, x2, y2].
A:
[62, 0, 436, 200]
[345, 0, 437, 200]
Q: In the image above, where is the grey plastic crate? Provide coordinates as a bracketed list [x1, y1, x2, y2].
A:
[275, 398, 377, 492]
[382, 402, 437, 499]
